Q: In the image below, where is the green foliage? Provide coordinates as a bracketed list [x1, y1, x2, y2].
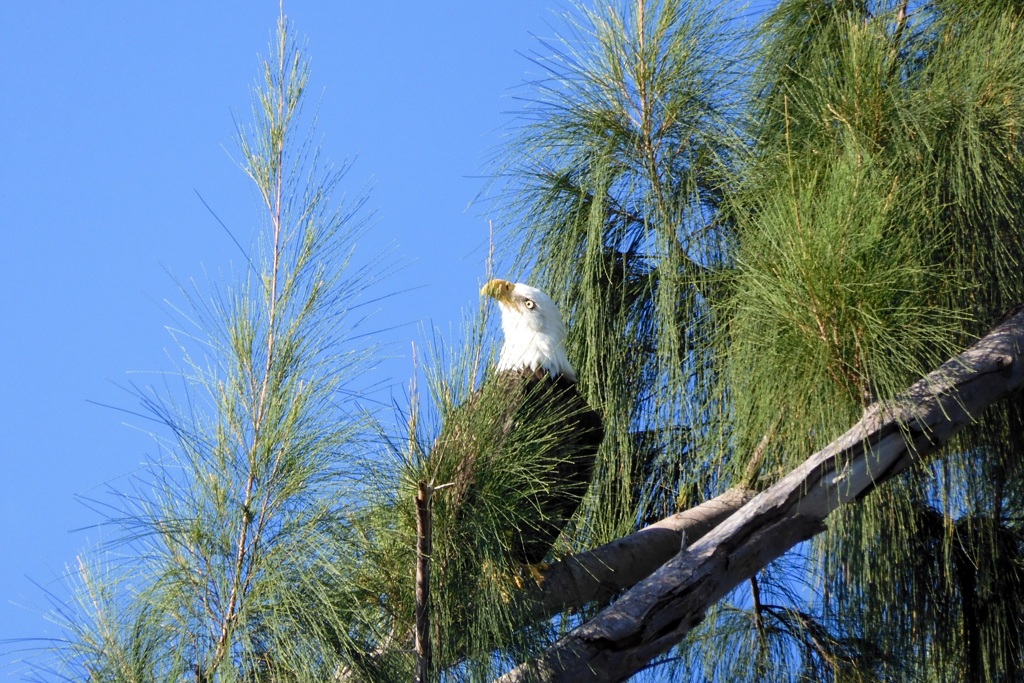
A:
[737, 3, 1024, 680]
[417, 373, 595, 673]
[339, 314, 605, 680]
[497, 0, 746, 534]
[499, 0, 1024, 680]
[44, 17, 386, 681]
[722, 145, 960, 479]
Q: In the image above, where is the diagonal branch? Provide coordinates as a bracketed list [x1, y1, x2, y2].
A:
[524, 487, 755, 621]
[497, 306, 1024, 683]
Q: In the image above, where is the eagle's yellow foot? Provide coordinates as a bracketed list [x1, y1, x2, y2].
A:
[514, 561, 550, 589]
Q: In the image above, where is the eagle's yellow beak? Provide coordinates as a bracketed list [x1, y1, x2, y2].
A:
[481, 278, 515, 304]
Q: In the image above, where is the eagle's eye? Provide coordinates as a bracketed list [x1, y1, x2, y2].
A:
[524, 299, 536, 310]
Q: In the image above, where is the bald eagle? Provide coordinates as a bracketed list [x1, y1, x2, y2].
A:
[432, 279, 603, 569]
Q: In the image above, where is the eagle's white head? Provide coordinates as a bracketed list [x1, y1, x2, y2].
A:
[481, 278, 577, 382]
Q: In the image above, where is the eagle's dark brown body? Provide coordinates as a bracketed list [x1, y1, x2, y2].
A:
[504, 370, 603, 565]
[434, 369, 603, 566]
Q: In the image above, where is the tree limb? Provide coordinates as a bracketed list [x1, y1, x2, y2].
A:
[525, 488, 755, 621]
[497, 307, 1024, 682]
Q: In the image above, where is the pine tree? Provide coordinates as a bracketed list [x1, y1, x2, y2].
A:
[38, 17, 390, 681]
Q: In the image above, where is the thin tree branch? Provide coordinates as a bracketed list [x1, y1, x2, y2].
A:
[887, 0, 910, 78]
[211, 17, 294, 675]
[415, 482, 434, 683]
[497, 306, 1024, 682]
[750, 574, 765, 648]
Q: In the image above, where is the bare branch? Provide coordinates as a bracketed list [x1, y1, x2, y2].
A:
[525, 488, 755, 621]
[415, 483, 434, 683]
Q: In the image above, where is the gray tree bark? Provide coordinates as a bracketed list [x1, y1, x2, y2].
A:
[525, 488, 755, 620]
[497, 307, 1024, 683]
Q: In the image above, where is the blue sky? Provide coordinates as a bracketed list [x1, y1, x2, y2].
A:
[0, 2, 564, 675]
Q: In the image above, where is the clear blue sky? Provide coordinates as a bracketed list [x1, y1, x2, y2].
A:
[0, 2, 562, 675]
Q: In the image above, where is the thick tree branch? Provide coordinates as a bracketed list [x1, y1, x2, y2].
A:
[525, 488, 755, 621]
[498, 307, 1024, 682]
